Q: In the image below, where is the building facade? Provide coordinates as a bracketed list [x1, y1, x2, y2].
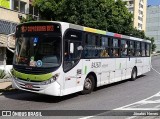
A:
[146, 6, 160, 51]
[0, 0, 38, 66]
[122, 0, 147, 31]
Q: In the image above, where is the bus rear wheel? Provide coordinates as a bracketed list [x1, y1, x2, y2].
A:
[131, 67, 137, 81]
[81, 75, 95, 94]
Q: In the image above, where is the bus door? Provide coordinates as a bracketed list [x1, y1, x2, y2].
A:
[63, 39, 83, 94]
[101, 59, 114, 85]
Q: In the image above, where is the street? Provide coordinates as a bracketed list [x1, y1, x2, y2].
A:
[0, 56, 160, 119]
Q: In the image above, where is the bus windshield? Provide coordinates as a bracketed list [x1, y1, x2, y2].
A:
[13, 36, 61, 68]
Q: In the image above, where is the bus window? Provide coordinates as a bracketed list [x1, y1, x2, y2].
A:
[64, 30, 82, 71]
[121, 40, 128, 57]
[113, 38, 119, 48]
[141, 42, 145, 56]
[111, 38, 119, 57]
[129, 41, 135, 56]
[146, 43, 150, 57]
[100, 36, 109, 57]
[84, 34, 98, 58]
[136, 42, 141, 56]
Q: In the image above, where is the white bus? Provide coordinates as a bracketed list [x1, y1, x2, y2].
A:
[11, 21, 151, 96]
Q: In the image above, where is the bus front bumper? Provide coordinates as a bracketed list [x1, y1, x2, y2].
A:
[12, 78, 61, 96]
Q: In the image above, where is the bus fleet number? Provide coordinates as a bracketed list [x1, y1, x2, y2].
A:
[91, 62, 101, 68]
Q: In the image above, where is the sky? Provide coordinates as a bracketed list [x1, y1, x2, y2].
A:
[147, 0, 160, 5]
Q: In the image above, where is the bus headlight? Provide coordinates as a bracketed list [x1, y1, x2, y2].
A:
[41, 73, 59, 85]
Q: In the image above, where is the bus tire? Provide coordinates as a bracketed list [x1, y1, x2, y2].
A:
[81, 75, 95, 94]
[131, 67, 137, 81]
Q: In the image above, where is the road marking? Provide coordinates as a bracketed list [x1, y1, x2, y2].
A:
[80, 63, 160, 119]
[79, 116, 95, 119]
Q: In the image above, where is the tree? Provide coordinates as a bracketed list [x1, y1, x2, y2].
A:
[33, 0, 133, 32]
[106, 0, 133, 35]
[33, 0, 156, 51]
[19, 14, 35, 23]
[145, 37, 156, 52]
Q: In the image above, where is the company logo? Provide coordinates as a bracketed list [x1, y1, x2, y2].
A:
[27, 78, 30, 82]
[2, 111, 11, 116]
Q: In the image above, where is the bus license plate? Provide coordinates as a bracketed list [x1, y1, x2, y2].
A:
[25, 84, 33, 89]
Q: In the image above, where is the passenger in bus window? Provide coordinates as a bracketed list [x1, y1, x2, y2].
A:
[121, 44, 128, 56]
[113, 49, 118, 57]
[100, 50, 109, 57]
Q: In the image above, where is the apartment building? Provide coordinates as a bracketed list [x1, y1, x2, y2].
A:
[146, 5, 160, 51]
[0, 0, 38, 66]
[121, 0, 147, 31]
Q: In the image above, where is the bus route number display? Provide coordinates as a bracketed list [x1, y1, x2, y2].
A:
[21, 25, 54, 33]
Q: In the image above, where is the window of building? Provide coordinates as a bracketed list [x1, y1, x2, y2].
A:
[20, 1, 26, 13]
[138, 23, 142, 29]
[13, 0, 19, 11]
[138, 16, 143, 21]
[29, 4, 39, 17]
[129, 1, 134, 5]
[11, 0, 26, 13]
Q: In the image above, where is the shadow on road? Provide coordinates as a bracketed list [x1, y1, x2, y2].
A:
[2, 90, 80, 103]
[2, 75, 146, 103]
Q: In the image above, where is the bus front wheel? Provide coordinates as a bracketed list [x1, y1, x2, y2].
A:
[81, 75, 95, 94]
[131, 67, 137, 81]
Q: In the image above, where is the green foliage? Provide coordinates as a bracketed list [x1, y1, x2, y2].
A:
[106, 0, 133, 34]
[0, 0, 10, 9]
[145, 37, 156, 52]
[0, 70, 5, 79]
[33, 0, 156, 51]
[20, 14, 35, 23]
[33, 0, 133, 31]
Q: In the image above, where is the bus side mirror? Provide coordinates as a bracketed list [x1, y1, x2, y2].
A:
[7, 33, 15, 53]
[70, 43, 74, 54]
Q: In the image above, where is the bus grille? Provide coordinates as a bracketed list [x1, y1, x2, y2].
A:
[15, 78, 47, 91]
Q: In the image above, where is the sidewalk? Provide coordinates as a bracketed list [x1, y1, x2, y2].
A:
[0, 81, 12, 90]
[0, 79, 12, 90]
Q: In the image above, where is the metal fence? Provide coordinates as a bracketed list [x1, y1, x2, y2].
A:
[0, 19, 18, 35]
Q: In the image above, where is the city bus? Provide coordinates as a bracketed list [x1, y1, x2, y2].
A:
[11, 21, 151, 96]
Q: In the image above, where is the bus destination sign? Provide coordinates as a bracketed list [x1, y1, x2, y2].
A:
[21, 25, 54, 33]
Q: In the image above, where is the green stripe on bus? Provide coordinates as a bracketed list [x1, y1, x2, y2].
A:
[96, 30, 106, 35]
[12, 69, 53, 81]
[85, 66, 87, 74]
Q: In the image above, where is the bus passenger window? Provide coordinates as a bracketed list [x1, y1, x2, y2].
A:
[146, 44, 150, 56]
[100, 50, 109, 57]
[111, 38, 119, 57]
[121, 40, 128, 57]
[141, 43, 145, 56]
[129, 41, 135, 56]
[136, 42, 141, 56]
[100, 36, 109, 57]
[112, 49, 119, 57]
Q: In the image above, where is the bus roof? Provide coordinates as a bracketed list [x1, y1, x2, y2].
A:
[18, 21, 151, 43]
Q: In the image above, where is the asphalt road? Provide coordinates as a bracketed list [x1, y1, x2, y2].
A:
[0, 56, 160, 119]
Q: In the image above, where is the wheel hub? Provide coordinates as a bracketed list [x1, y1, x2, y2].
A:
[84, 78, 92, 90]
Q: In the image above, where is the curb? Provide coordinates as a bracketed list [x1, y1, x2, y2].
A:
[0, 78, 11, 83]
[151, 53, 160, 57]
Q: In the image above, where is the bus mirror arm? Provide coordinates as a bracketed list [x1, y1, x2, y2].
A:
[7, 33, 15, 53]
[129, 54, 131, 61]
